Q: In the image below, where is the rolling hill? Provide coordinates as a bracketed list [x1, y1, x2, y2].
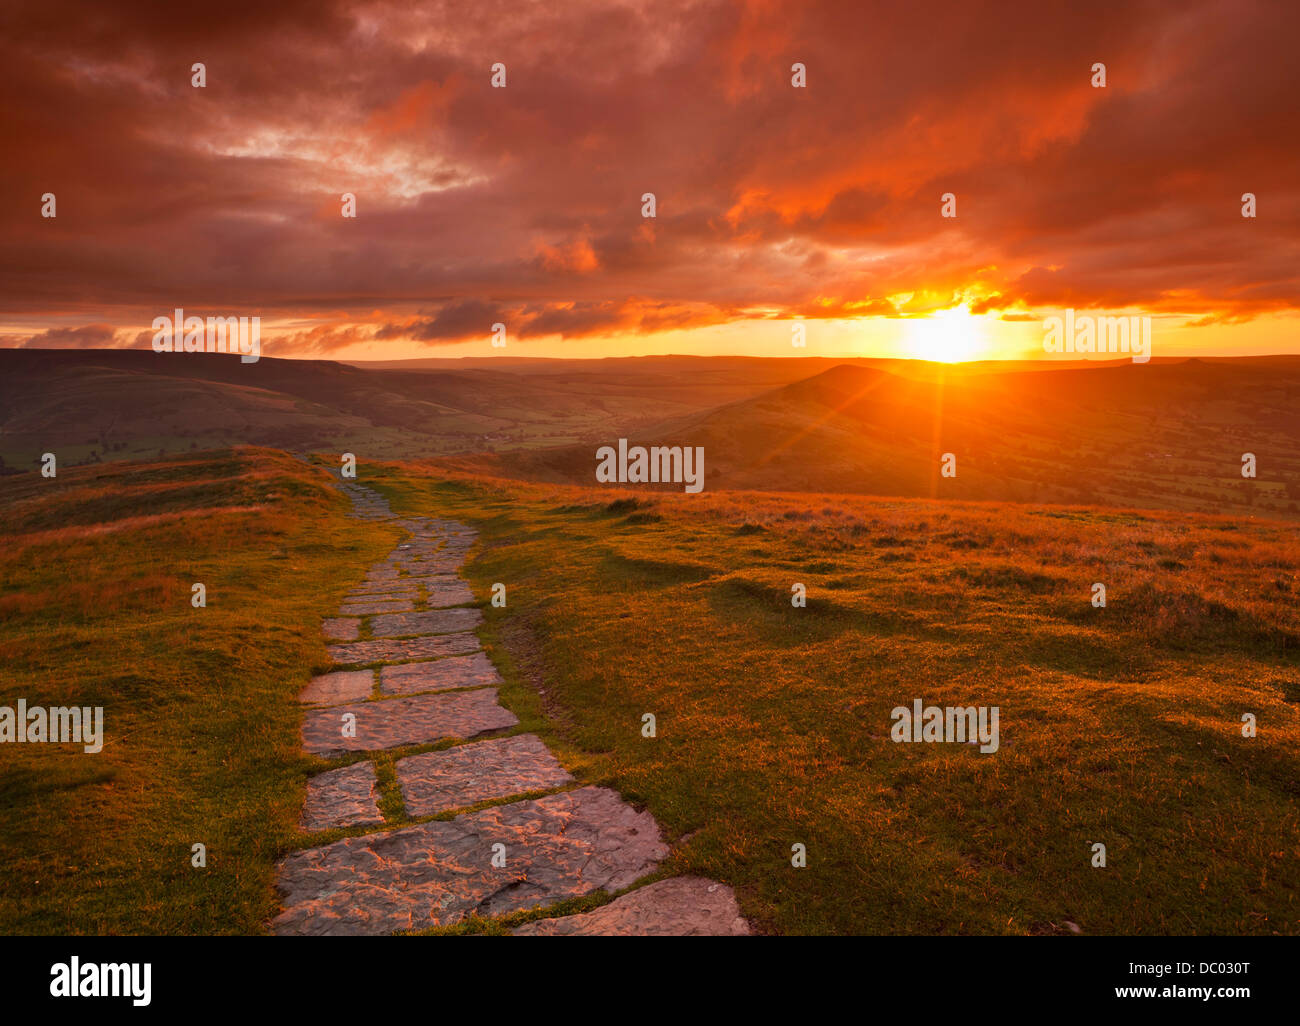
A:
[0, 348, 810, 470]
[486, 358, 1300, 519]
[5, 348, 1300, 520]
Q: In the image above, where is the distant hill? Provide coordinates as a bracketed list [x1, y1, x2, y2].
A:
[0, 348, 800, 469]
[4, 348, 1299, 519]
[486, 359, 1300, 519]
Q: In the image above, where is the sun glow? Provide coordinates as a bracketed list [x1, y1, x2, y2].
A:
[903, 307, 986, 362]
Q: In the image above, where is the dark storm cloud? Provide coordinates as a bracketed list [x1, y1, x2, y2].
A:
[0, 0, 1296, 349]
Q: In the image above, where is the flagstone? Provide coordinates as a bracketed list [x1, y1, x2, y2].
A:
[272, 787, 666, 935]
[322, 617, 361, 641]
[398, 561, 465, 577]
[342, 592, 419, 607]
[279, 485, 750, 937]
[369, 608, 483, 638]
[328, 633, 481, 666]
[379, 652, 502, 696]
[512, 876, 750, 936]
[338, 598, 414, 616]
[301, 762, 384, 832]
[299, 670, 375, 706]
[345, 582, 421, 597]
[422, 581, 476, 607]
[396, 734, 572, 816]
[301, 689, 517, 756]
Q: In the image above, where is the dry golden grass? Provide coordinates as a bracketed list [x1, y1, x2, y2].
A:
[0, 448, 400, 934]
[369, 463, 1300, 935]
[2, 446, 1295, 935]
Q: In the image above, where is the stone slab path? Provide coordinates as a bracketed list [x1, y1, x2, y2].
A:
[300, 669, 374, 706]
[272, 474, 749, 936]
[380, 652, 501, 695]
[301, 689, 519, 757]
[397, 734, 573, 816]
[369, 607, 483, 638]
[274, 787, 667, 935]
[513, 876, 750, 936]
[326, 632, 481, 666]
[300, 762, 383, 832]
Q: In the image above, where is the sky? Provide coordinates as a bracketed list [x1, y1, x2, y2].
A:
[1, 0, 1298, 362]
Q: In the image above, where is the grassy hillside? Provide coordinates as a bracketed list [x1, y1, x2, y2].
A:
[0, 349, 816, 468]
[8, 350, 1300, 521]
[496, 359, 1300, 520]
[2, 445, 1296, 935]
[0, 448, 400, 933]
[369, 461, 1300, 934]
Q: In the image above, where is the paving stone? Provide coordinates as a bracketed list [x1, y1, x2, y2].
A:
[398, 561, 463, 577]
[275, 496, 711, 935]
[301, 689, 517, 756]
[369, 608, 483, 638]
[513, 876, 751, 936]
[322, 617, 361, 642]
[422, 581, 476, 607]
[328, 633, 480, 666]
[335, 481, 394, 520]
[338, 598, 414, 616]
[346, 582, 421, 598]
[299, 670, 375, 706]
[379, 652, 502, 696]
[342, 593, 419, 607]
[349, 575, 420, 587]
[301, 762, 384, 832]
[397, 735, 572, 816]
[272, 787, 666, 935]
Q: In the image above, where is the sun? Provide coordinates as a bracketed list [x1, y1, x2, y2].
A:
[903, 307, 985, 362]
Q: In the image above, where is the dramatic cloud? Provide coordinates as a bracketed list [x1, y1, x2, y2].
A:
[1, 0, 1296, 356]
[15, 324, 124, 349]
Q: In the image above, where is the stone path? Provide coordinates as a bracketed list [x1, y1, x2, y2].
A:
[271, 475, 749, 936]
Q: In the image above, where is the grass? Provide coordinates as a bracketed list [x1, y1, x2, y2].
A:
[363, 461, 1300, 935]
[2, 446, 1297, 935]
[0, 448, 401, 934]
